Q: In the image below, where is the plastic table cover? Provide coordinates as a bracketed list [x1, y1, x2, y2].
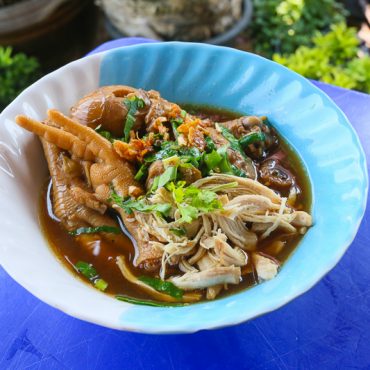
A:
[1, 38, 369, 370]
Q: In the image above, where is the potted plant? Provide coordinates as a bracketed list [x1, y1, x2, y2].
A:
[97, 0, 253, 45]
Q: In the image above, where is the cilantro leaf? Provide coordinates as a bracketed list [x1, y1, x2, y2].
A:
[166, 181, 223, 223]
[110, 189, 171, 217]
[178, 204, 198, 223]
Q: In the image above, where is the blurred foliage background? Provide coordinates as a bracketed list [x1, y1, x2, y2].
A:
[250, 0, 348, 57]
[1, 0, 370, 111]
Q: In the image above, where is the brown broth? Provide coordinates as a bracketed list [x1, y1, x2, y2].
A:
[39, 105, 312, 304]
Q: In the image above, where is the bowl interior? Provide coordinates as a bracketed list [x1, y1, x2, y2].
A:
[0, 42, 367, 333]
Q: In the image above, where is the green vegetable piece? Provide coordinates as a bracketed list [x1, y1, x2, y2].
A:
[125, 199, 171, 216]
[123, 96, 145, 142]
[216, 146, 233, 174]
[162, 155, 180, 168]
[217, 124, 247, 160]
[115, 295, 185, 307]
[216, 145, 247, 178]
[150, 176, 160, 193]
[190, 189, 220, 213]
[138, 276, 184, 299]
[157, 166, 178, 188]
[231, 165, 247, 178]
[94, 278, 108, 291]
[99, 131, 113, 142]
[166, 181, 223, 223]
[180, 109, 187, 118]
[170, 227, 186, 237]
[69, 226, 121, 236]
[110, 189, 172, 217]
[95, 125, 114, 142]
[204, 149, 222, 171]
[170, 117, 183, 138]
[179, 146, 202, 160]
[75, 261, 108, 291]
[239, 132, 266, 148]
[151, 166, 178, 192]
[75, 261, 97, 280]
[205, 136, 216, 152]
[144, 142, 202, 168]
[178, 204, 199, 223]
[178, 162, 194, 169]
[134, 164, 148, 181]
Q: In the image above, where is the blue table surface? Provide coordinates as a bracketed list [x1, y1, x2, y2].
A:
[1, 39, 370, 370]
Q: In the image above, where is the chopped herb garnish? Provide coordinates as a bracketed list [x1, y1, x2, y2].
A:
[95, 125, 114, 142]
[231, 164, 247, 178]
[152, 166, 177, 191]
[170, 227, 186, 237]
[203, 149, 222, 171]
[144, 142, 202, 168]
[69, 226, 121, 236]
[178, 204, 198, 223]
[121, 198, 171, 216]
[178, 146, 202, 160]
[170, 117, 183, 138]
[75, 261, 109, 291]
[75, 261, 97, 280]
[239, 132, 266, 148]
[205, 136, 216, 152]
[216, 146, 233, 174]
[166, 181, 223, 223]
[134, 164, 148, 181]
[162, 155, 180, 168]
[74, 261, 108, 292]
[216, 123, 247, 159]
[150, 176, 160, 193]
[115, 295, 185, 307]
[94, 278, 108, 292]
[123, 96, 145, 142]
[138, 276, 184, 299]
[110, 189, 172, 217]
[210, 145, 247, 178]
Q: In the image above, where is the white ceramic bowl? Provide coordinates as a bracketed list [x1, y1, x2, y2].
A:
[0, 42, 367, 333]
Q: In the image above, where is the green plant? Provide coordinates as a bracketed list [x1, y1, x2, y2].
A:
[250, 0, 348, 57]
[273, 23, 370, 93]
[0, 46, 40, 111]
